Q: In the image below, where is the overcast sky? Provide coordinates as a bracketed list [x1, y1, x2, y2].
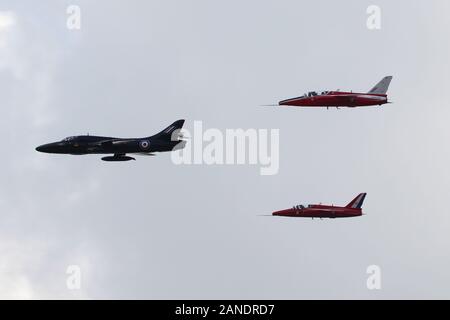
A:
[1, 0, 450, 299]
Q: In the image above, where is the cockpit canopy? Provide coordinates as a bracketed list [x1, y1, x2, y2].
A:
[294, 204, 313, 210]
[62, 136, 77, 142]
[301, 91, 330, 98]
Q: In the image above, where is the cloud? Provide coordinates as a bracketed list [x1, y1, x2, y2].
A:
[0, 11, 15, 30]
[1, 1, 450, 299]
[0, 236, 95, 299]
[0, 240, 36, 299]
[0, 7, 98, 299]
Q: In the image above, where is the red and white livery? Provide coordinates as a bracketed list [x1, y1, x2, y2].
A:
[273, 193, 367, 219]
[279, 77, 392, 108]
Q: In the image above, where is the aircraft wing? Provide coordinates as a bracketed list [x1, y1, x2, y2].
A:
[92, 139, 132, 147]
[134, 153, 156, 156]
[332, 95, 356, 102]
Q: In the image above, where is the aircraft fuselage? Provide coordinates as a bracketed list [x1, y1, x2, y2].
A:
[272, 193, 367, 219]
[272, 205, 362, 219]
[35, 119, 186, 161]
[36, 135, 182, 155]
[279, 91, 388, 108]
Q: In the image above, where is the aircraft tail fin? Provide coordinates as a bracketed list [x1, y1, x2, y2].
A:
[368, 76, 393, 94]
[153, 119, 185, 141]
[345, 193, 367, 209]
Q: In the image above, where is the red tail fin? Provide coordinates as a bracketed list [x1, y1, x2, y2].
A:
[345, 193, 367, 209]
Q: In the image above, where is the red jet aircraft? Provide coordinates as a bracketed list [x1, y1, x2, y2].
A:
[278, 76, 392, 108]
[272, 193, 367, 219]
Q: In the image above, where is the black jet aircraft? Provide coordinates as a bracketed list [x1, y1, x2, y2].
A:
[36, 119, 186, 161]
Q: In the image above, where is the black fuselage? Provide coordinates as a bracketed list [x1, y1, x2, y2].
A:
[35, 120, 186, 161]
[36, 135, 182, 155]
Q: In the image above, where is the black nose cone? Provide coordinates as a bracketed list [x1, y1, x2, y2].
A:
[36, 144, 52, 153]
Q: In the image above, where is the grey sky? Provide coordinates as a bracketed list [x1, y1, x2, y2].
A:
[1, 0, 450, 299]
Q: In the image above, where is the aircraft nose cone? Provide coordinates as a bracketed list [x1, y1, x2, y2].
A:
[36, 143, 53, 153]
[272, 208, 291, 216]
